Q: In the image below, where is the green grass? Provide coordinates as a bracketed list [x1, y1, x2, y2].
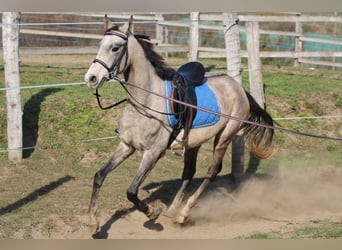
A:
[246, 232, 272, 239]
[293, 221, 342, 239]
[242, 220, 342, 239]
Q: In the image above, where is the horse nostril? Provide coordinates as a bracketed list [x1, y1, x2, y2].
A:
[90, 75, 97, 83]
[85, 73, 97, 84]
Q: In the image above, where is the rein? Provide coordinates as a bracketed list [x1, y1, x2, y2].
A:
[100, 76, 342, 142]
[94, 87, 127, 110]
[98, 76, 180, 116]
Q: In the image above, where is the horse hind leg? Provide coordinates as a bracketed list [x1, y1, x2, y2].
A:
[165, 146, 200, 218]
[88, 142, 134, 234]
[177, 123, 239, 224]
[177, 149, 227, 223]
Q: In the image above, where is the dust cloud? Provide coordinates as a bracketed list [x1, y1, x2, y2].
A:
[190, 164, 342, 224]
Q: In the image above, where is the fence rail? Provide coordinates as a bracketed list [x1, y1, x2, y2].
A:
[1, 12, 342, 161]
[1, 12, 340, 69]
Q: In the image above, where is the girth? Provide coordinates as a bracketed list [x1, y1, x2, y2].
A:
[169, 61, 206, 142]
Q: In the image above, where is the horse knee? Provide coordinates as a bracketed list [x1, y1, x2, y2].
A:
[93, 171, 105, 188]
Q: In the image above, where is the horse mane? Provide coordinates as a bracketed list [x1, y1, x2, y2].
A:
[105, 25, 174, 80]
[105, 25, 120, 33]
[133, 34, 174, 80]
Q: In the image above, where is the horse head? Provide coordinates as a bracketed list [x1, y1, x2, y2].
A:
[85, 15, 133, 89]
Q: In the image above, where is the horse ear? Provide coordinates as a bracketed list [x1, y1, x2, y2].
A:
[128, 15, 134, 32]
[120, 15, 134, 34]
[104, 14, 114, 31]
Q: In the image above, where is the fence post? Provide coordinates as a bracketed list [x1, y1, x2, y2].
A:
[223, 12, 245, 179]
[332, 11, 337, 71]
[155, 13, 164, 43]
[188, 12, 199, 61]
[294, 13, 302, 67]
[2, 12, 23, 162]
[246, 21, 265, 107]
[245, 21, 267, 175]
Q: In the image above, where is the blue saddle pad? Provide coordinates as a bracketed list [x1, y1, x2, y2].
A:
[165, 79, 220, 129]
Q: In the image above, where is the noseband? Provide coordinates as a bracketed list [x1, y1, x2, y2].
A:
[92, 30, 130, 110]
[93, 30, 129, 80]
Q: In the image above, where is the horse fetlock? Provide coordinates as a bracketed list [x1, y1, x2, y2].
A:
[88, 222, 99, 235]
[146, 204, 163, 220]
[164, 207, 177, 218]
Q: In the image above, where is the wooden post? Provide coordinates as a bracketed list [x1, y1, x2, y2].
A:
[223, 12, 244, 178]
[245, 21, 266, 175]
[332, 11, 337, 71]
[223, 13, 241, 83]
[155, 13, 164, 43]
[246, 21, 265, 108]
[294, 13, 302, 67]
[2, 12, 23, 161]
[164, 26, 169, 58]
[188, 12, 199, 61]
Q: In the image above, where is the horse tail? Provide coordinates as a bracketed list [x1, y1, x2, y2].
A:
[242, 91, 275, 159]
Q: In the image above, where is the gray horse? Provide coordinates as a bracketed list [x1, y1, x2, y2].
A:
[84, 15, 274, 233]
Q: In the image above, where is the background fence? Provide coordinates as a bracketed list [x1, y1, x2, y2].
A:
[1, 12, 342, 69]
[1, 12, 342, 161]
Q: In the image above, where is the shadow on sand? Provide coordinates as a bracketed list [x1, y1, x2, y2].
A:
[0, 175, 75, 216]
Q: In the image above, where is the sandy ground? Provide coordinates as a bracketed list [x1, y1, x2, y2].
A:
[28, 164, 342, 239]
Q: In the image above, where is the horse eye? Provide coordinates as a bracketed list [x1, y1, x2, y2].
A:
[112, 46, 120, 52]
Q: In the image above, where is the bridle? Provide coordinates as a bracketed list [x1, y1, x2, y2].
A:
[93, 30, 129, 110]
[93, 30, 129, 82]
[92, 30, 181, 114]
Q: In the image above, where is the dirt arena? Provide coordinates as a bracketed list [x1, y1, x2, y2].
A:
[26, 164, 342, 239]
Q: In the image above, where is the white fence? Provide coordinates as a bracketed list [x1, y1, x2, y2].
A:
[2, 12, 341, 68]
[1, 12, 342, 161]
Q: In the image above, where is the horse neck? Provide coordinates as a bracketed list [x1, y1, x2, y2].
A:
[125, 41, 163, 104]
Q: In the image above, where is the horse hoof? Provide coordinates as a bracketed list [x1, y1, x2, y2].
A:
[88, 222, 99, 235]
[148, 206, 163, 220]
[176, 215, 187, 224]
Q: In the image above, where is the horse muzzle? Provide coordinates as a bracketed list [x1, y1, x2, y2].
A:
[84, 72, 108, 89]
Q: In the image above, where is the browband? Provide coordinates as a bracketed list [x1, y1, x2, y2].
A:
[104, 31, 128, 40]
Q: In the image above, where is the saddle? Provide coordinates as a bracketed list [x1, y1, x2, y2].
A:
[169, 61, 206, 142]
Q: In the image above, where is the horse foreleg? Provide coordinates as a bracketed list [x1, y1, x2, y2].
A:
[88, 142, 134, 234]
[165, 146, 200, 218]
[126, 149, 164, 220]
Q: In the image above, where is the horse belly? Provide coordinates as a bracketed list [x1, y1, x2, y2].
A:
[170, 120, 226, 150]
